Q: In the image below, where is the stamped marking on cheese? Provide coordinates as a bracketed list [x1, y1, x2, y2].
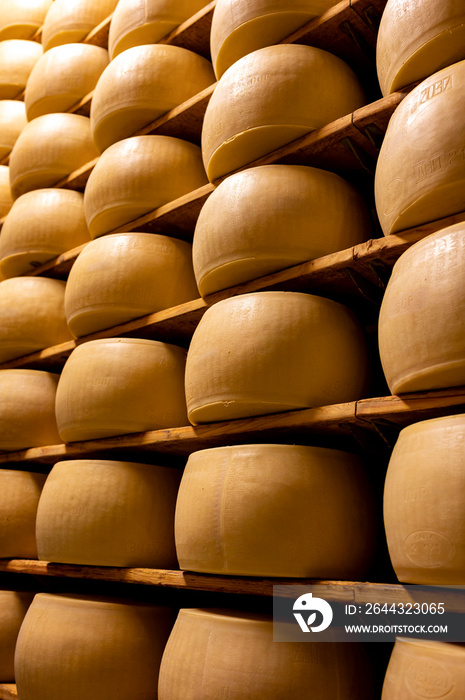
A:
[414, 153, 443, 184]
[405, 658, 454, 699]
[405, 530, 455, 568]
[419, 76, 453, 106]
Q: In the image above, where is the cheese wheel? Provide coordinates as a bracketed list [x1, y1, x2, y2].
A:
[36, 459, 181, 567]
[9, 113, 98, 199]
[377, 0, 465, 96]
[175, 444, 375, 578]
[211, 0, 341, 78]
[159, 608, 374, 700]
[382, 638, 465, 699]
[42, 0, 119, 51]
[0, 40, 42, 99]
[384, 414, 465, 585]
[202, 44, 365, 182]
[25, 44, 109, 121]
[108, 0, 212, 60]
[0, 470, 46, 559]
[83, 135, 208, 239]
[0, 189, 89, 279]
[91, 45, 215, 153]
[379, 224, 465, 395]
[0, 100, 27, 160]
[65, 233, 198, 338]
[0, 0, 53, 41]
[0, 369, 60, 451]
[0, 591, 34, 682]
[0, 165, 12, 218]
[185, 291, 370, 424]
[15, 593, 174, 700]
[375, 61, 465, 235]
[55, 337, 188, 442]
[193, 164, 372, 295]
[0, 277, 70, 363]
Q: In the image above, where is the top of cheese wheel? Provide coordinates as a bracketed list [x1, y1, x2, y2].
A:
[0, 0, 53, 41]
[42, 0, 118, 51]
[0, 39, 42, 99]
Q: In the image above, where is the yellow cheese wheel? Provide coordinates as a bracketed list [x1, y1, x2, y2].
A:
[377, 0, 465, 96]
[378, 224, 465, 395]
[0, 470, 46, 558]
[25, 43, 109, 121]
[15, 593, 174, 700]
[0, 164, 12, 218]
[0, 100, 26, 160]
[202, 44, 365, 182]
[36, 459, 181, 567]
[384, 413, 465, 585]
[375, 61, 465, 235]
[55, 337, 188, 442]
[159, 608, 374, 700]
[211, 0, 341, 78]
[382, 638, 465, 699]
[185, 291, 369, 424]
[175, 444, 375, 578]
[0, 591, 34, 682]
[9, 113, 99, 199]
[0, 189, 90, 278]
[108, 0, 211, 60]
[42, 0, 119, 51]
[0, 369, 60, 451]
[65, 232, 198, 338]
[0, 40, 42, 99]
[193, 164, 372, 295]
[83, 135, 208, 239]
[0, 0, 52, 41]
[91, 44, 215, 153]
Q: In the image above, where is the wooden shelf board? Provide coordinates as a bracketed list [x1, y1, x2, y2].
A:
[24, 243, 87, 280]
[83, 14, 112, 49]
[55, 157, 98, 193]
[159, 1, 215, 58]
[351, 0, 387, 34]
[0, 685, 16, 700]
[68, 90, 93, 118]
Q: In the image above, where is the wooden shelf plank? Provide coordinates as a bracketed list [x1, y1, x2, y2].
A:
[159, 1, 216, 58]
[83, 14, 112, 49]
[351, 0, 387, 34]
[68, 90, 93, 118]
[0, 685, 16, 700]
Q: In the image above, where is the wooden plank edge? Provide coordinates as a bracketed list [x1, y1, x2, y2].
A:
[356, 386, 465, 427]
[158, 1, 216, 55]
[0, 684, 16, 700]
[83, 14, 112, 48]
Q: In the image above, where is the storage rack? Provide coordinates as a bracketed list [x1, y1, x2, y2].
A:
[1, 1, 465, 696]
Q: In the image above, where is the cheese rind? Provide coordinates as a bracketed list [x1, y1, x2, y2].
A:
[8, 113, 99, 199]
[0, 100, 27, 160]
[378, 224, 465, 394]
[0, 189, 89, 278]
[65, 232, 198, 338]
[0, 40, 42, 99]
[25, 43, 109, 121]
[55, 337, 188, 442]
[193, 164, 372, 295]
[0, 0, 53, 41]
[185, 291, 370, 424]
[0, 165, 12, 218]
[201, 44, 365, 182]
[0, 471, 46, 559]
[83, 135, 208, 239]
[91, 44, 215, 153]
[0, 590, 35, 682]
[175, 444, 375, 578]
[42, 0, 119, 51]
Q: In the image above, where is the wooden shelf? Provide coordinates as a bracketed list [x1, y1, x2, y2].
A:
[0, 685, 16, 700]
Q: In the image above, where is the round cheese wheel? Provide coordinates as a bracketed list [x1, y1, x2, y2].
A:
[159, 608, 374, 700]
[0, 39, 42, 99]
[0, 100, 27, 160]
[15, 593, 174, 700]
[377, 0, 465, 96]
[91, 44, 215, 153]
[42, 0, 119, 51]
[0, 277, 70, 363]
[65, 232, 198, 338]
[0, 470, 46, 559]
[83, 135, 208, 239]
[0, 164, 12, 218]
[36, 459, 181, 567]
[0, 189, 90, 279]
[0, 591, 34, 682]
[375, 60, 465, 235]
[378, 224, 465, 395]
[175, 444, 375, 578]
[185, 291, 370, 424]
[202, 44, 365, 182]
[9, 113, 99, 199]
[193, 164, 372, 296]
[25, 44, 109, 121]
[0, 0, 53, 41]
[108, 0, 211, 60]
[55, 337, 188, 442]
[384, 413, 465, 585]
[211, 0, 341, 78]
[382, 638, 465, 699]
[0, 369, 60, 451]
